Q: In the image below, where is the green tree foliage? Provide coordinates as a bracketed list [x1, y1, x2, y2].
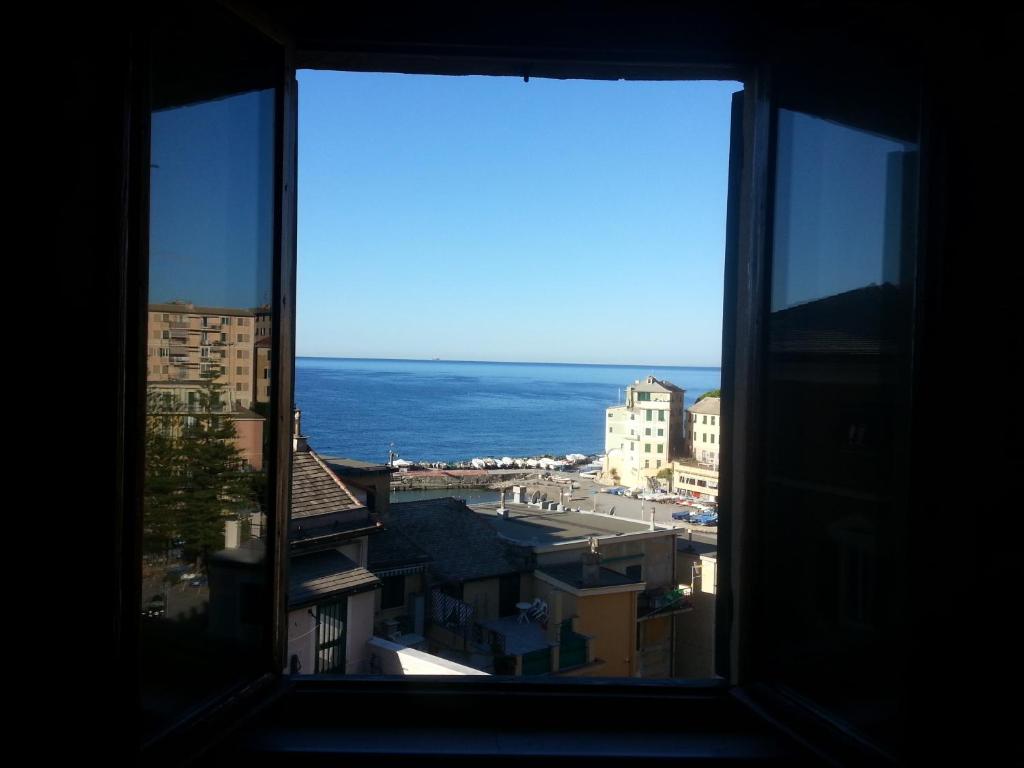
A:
[695, 389, 721, 403]
[144, 379, 263, 569]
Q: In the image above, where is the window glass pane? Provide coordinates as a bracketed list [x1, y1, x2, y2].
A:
[760, 107, 918, 745]
[141, 5, 277, 739]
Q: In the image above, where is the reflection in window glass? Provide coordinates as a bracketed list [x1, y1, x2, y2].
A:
[141, 43, 275, 736]
[772, 110, 916, 311]
[760, 106, 918, 749]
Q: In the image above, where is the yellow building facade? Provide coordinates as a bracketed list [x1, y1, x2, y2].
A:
[603, 376, 686, 488]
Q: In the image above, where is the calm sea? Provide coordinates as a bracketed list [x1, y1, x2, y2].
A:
[296, 357, 720, 464]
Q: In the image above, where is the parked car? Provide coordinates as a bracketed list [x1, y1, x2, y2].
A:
[671, 511, 691, 521]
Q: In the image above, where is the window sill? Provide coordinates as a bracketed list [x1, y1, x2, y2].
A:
[204, 677, 822, 763]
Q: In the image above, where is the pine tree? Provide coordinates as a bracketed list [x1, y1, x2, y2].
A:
[143, 374, 263, 570]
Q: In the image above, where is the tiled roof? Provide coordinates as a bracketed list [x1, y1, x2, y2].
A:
[689, 397, 721, 415]
[387, 498, 525, 583]
[289, 549, 380, 608]
[291, 450, 366, 520]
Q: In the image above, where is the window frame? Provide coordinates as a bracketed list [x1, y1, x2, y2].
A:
[111, 5, 903, 761]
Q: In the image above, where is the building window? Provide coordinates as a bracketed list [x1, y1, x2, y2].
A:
[711, 416, 716, 425]
[645, 444, 651, 453]
[658, 411, 665, 422]
[381, 575, 405, 610]
[630, 443, 634, 451]
[645, 428, 651, 435]
[656, 460, 662, 468]
[646, 410, 652, 421]
[657, 444, 663, 453]
[314, 599, 347, 674]
[608, 427, 613, 433]
[703, 415, 707, 424]
[637, 391, 650, 401]
[644, 460, 650, 468]
[657, 429, 663, 436]
[625, 564, 642, 580]
[702, 433, 707, 443]
[710, 434, 715, 444]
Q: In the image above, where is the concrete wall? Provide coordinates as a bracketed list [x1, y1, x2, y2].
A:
[338, 540, 365, 569]
[232, 415, 264, 470]
[576, 591, 637, 677]
[536, 532, 675, 591]
[638, 614, 673, 678]
[375, 572, 424, 623]
[286, 589, 377, 675]
[673, 549, 716, 679]
[367, 637, 488, 675]
[287, 607, 317, 675]
[345, 590, 376, 673]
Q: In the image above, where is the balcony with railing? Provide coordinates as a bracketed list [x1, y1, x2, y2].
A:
[637, 585, 693, 621]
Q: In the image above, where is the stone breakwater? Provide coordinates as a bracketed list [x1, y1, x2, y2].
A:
[389, 468, 536, 492]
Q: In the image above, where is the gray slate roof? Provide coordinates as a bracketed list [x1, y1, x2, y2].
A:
[689, 397, 721, 416]
[292, 450, 365, 519]
[387, 497, 525, 583]
[289, 549, 380, 608]
[367, 525, 432, 571]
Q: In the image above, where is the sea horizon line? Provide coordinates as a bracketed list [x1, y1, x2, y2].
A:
[296, 354, 722, 370]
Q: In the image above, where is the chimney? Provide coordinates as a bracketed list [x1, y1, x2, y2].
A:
[581, 536, 601, 587]
[293, 408, 308, 452]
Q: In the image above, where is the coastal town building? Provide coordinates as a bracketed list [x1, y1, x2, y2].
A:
[603, 376, 686, 488]
[668, 395, 722, 502]
[324, 457, 394, 520]
[147, 302, 257, 411]
[477, 502, 689, 677]
[285, 414, 383, 675]
[687, 396, 721, 469]
[364, 494, 690, 677]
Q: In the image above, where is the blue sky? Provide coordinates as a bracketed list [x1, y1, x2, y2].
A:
[297, 72, 740, 367]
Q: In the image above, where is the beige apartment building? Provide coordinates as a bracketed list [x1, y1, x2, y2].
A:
[687, 396, 721, 469]
[148, 302, 256, 410]
[669, 395, 722, 502]
[603, 376, 686, 488]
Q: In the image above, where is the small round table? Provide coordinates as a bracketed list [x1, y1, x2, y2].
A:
[515, 601, 533, 623]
